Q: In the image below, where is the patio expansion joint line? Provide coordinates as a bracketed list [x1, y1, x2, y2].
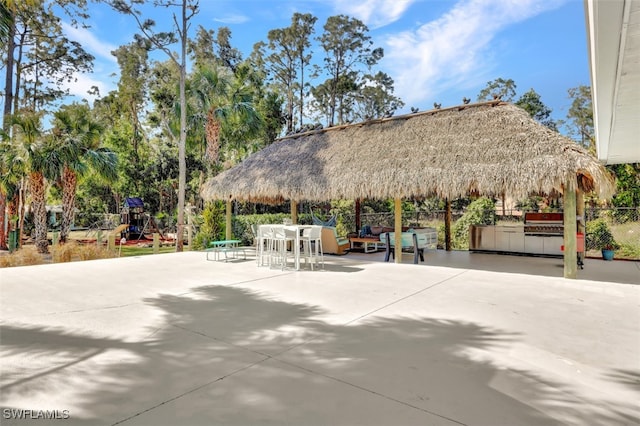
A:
[189, 271, 296, 291]
[110, 355, 271, 426]
[158, 327, 468, 426]
[262, 270, 471, 361]
[113, 323, 286, 425]
[271, 356, 468, 426]
[12, 272, 298, 321]
[1, 302, 143, 321]
[344, 269, 470, 326]
[248, 271, 472, 426]
[113, 270, 472, 425]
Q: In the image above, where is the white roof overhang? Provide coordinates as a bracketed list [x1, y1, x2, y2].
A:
[584, 0, 640, 164]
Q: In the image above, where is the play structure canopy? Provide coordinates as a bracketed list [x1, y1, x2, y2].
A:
[124, 197, 144, 209]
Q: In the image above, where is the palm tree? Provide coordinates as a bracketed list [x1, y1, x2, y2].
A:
[0, 1, 11, 43]
[0, 134, 26, 250]
[190, 65, 263, 171]
[51, 104, 117, 243]
[10, 111, 55, 254]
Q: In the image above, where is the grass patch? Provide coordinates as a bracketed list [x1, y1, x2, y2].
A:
[607, 222, 639, 260]
[118, 245, 176, 257]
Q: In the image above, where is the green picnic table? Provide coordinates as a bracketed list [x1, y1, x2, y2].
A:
[205, 239, 245, 262]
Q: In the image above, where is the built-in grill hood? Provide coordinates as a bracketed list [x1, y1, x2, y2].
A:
[524, 212, 563, 236]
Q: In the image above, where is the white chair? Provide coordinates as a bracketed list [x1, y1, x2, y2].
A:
[270, 225, 296, 270]
[256, 224, 275, 267]
[301, 225, 324, 270]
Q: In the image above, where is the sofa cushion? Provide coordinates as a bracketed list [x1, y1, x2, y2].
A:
[370, 226, 384, 236]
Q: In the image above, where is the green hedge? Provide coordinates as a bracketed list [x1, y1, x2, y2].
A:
[452, 197, 496, 249]
[194, 213, 313, 248]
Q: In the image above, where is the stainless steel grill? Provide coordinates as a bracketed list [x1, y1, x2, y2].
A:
[524, 212, 563, 236]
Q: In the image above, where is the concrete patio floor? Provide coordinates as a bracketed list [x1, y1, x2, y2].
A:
[1, 249, 638, 425]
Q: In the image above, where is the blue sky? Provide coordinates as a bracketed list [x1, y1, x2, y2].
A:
[61, 0, 589, 124]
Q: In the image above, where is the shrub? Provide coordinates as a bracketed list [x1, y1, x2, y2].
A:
[231, 213, 312, 246]
[233, 213, 288, 246]
[617, 242, 640, 259]
[0, 246, 45, 268]
[585, 218, 619, 250]
[76, 244, 115, 261]
[53, 241, 77, 263]
[330, 200, 354, 236]
[193, 201, 226, 250]
[452, 197, 496, 249]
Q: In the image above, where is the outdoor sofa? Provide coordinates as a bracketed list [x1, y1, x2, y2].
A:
[380, 227, 438, 264]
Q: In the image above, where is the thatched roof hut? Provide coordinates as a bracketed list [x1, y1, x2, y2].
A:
[201, 101, 614, 203]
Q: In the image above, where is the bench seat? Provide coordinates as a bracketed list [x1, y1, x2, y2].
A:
[380, 228, 437, 264]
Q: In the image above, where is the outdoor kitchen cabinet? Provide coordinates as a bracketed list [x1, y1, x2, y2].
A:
[524, 235, 563, 255]
[542, 236, 563, 255]
[469, 225, 495, 250]
[470, 213, 565, 257]
[470, 225, 524, 253]
[495, 226, 525, 252]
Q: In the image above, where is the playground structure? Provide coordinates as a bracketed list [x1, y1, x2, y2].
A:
[118, 197, 164, 241]
[81, 198, 198, 247]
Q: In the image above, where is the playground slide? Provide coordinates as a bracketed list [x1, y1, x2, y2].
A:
[112, 224, 129, 236]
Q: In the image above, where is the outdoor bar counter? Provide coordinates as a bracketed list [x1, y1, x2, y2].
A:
[470, 225, 563, 256]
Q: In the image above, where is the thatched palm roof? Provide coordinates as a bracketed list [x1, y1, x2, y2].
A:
[201, 101, 614, 203]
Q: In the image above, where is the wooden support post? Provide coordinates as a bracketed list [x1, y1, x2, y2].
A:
[576, 190, 585, 235]
[394, 198, 402, 264]
[576, 189, 585, 264]
[355, 198, 361, 232]
[291, 200, 298, 224]
[445, 199, 452, 251]
[153, 233, 160, 254]
[187, 208, 193, 251]
[563, 184, 578, 279]
[52, 231, 59, 260]
[226, 199, 232, 241]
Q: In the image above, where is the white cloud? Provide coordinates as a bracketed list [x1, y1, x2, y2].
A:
[61, 22, 118, 63]
[332, 0, 415, 28]
[213, 14, 250, 24]
[63, 73, 114, 103]
[382, 0, 566, 107]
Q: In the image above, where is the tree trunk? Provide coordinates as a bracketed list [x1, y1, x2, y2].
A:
[198, 170, 205, 209]
[298, 57, 305, 128]
[6, 193, 19, 249]
[205, 110, 220, 164]
[3, 13, 15, 131]
[0, 191, 7, 250]
[287, 86, 294, 133]
[113, 193, 121, 215]
[29, 172, 49, 254]
[60, 166, 77, 243]
[12, 30, 27, 116]
[18, 179, 25, 244]
[175, 0, 187, 252]
[7, 193, 18, 232]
